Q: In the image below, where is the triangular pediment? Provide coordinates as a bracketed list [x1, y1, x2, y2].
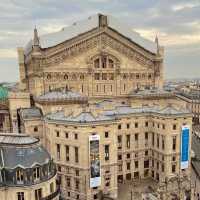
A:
[24, 14, 158, 57]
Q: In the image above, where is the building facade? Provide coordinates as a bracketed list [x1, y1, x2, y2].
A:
[0, 133, 59, 200]
[18, 14, 164, 98]
[8, 14, 194, 199]
[0, 86, 11, 133]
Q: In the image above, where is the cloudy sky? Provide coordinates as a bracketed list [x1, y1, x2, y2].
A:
[0, 0, 200, 82]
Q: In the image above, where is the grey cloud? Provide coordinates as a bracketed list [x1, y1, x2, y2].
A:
[0, 0, 200, 81]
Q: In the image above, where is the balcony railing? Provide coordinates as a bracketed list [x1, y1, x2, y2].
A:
[41, 188, 60, 200]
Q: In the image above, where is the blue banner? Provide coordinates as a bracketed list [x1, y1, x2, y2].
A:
[181, 126, 190, 169]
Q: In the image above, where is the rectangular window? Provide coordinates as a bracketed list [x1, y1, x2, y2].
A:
[127, 162, 131, 170]
[94, 73, 100, 80]
[75, 179, 80, 190]
[126, 135, 130, 149]
[135, 133, 138, 141]
[50, 182, 54, 193]
[162, 136, 165, 150]
[135, 161, 138, 169]
[157, 135, 159, 148]
[66, 177, 71, 187]
[105, 145, 109, 161]
[102, 73, 107, 80]
[162, 124, 165, 129]
[75, 147, 79, 163]
[135, 122, 138, 128]
[145, 132, 148, 140]
[144, 160, 149, 168]
[127, 123, 130, 129]
[172, 136, 176, 151]
[33, 167, 40, 181]
[74, 133, 78, 140]
[65, 132, 69, 138]
[157, 162, 159, 170]
[145, 121, 148, 127]
[172, 164, 176, 173]
[57, 144, 61, 160]
[162, 164, 165, 172]
[35, 188, 42, 200]
[118, 124, 121, 130]
[152, 132, 155, 146]
[17, 192, 24, 200]
[105, 132, 109, 138]
[75, 170, 79, 176]
[56, 131, 60, 137]
[173, 124, 177, 130]
[118, 135, 122, 143]
[65, 145, 69, 161]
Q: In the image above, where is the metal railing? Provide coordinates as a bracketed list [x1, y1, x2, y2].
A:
[41, 188, 60, 200]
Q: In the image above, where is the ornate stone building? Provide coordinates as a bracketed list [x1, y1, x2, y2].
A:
[10, 14, 194, 199]
[18, 14, 164, 98]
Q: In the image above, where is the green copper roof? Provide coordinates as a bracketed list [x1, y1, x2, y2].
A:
[0, 86, 8, 100]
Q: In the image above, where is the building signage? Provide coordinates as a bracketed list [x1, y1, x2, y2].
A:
[89, 134, 101, 188]
[181, 125, 190, 169]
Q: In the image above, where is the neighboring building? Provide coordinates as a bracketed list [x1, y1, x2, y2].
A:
[0, 86, 11, 132]
[176, 93, 200, 125]
[7, 14, 194, 199]
[175, 82, 200, 125]
[43, 102, 192, 200]
[0, 133, 59, 200]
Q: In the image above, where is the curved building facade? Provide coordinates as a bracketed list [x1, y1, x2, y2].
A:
[0, 133, 59, 200]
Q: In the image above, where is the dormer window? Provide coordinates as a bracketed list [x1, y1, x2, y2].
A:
[33, 167, 40, 181]
[16, 169, 24, 184]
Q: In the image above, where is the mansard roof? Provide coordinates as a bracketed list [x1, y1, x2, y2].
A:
[0, 133, 50, 169]
[46, 110, 114, 123]
[35, 90, 88, 103]
[25, 14, 157, 55]
[0, 145, 50, 169]
[45, 104, 191, 125]
[19, 107, 42, 120]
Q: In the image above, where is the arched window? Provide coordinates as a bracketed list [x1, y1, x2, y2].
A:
[123, 74, 127, 80]
[94, 58, 100, 68]
[108, 59, 114, 68]
[47, 74, 51, 80]
[102, 56, 107, 68]
[80, 74, 84, 80]
[64, 74, 68, 80]
[72, 74, 76, 80]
